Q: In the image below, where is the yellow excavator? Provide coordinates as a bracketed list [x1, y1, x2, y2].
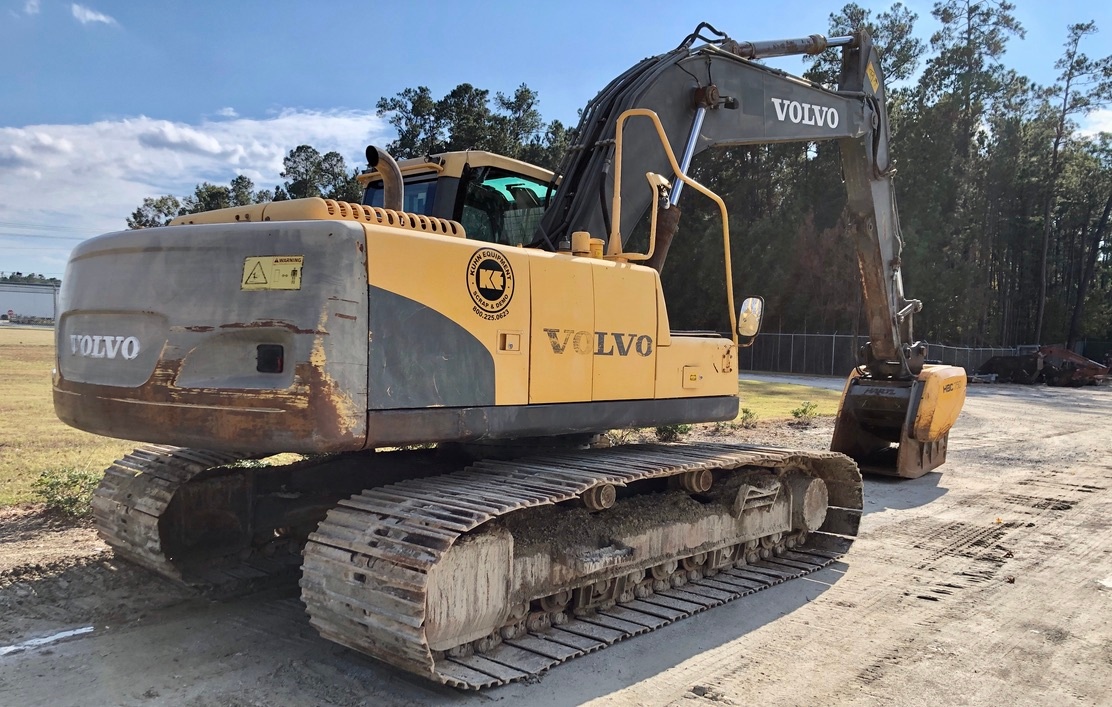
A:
[54, 24, 965, 688]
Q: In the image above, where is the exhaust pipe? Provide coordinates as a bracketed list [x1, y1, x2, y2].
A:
[366, 145, 405, 212]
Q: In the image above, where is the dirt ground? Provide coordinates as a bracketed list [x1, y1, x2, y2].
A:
[1, 381, 1109, 706]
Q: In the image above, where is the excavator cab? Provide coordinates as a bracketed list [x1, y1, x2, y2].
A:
[361, 151, 553, 247]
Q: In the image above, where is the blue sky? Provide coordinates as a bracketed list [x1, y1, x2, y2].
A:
[2, 0, 1110, 278]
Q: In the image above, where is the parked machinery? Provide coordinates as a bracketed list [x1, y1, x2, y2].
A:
[55, 24, 965, 687]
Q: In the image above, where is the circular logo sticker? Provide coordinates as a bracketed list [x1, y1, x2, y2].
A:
[467, 248, 514, 315]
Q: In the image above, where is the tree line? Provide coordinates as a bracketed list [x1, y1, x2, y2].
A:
[127, 145, 365, 228]
[0, 272, 60, 285]
[128, 84, 571, 230]
[665, 2, 1111, 350]
[128, 1, 1112, 349]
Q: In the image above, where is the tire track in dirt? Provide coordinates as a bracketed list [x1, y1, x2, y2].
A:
[630, 395, 1112, 706]
[828, 458, 1112, 704]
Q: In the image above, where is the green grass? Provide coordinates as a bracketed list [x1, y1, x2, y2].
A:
[735, 379, 842, 421]
[0, 327, 135, 507]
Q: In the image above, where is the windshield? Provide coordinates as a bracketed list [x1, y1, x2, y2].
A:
[361, 165, 552, 246]
[461, 168, 550, 246]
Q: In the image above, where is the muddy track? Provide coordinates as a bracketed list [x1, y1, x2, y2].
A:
[303, 444, 859, 687]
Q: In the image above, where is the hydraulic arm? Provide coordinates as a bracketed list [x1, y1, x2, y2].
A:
[535, 24, 966, 477]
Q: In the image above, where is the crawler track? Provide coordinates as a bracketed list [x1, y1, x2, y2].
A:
[91, 445, 464, 594]
[91, 446, 302, 591]
[301, 443, 861, 688]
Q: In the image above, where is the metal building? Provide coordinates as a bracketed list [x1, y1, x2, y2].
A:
[0, 282, 59, 322]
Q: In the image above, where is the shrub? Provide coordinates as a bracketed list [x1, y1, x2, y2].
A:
[790, 401, 819, 425]
[654, 423, 692, 442]
[608, 428, 639, 445]
[739, 407, 759, 429]
[32, 466, 102, 517]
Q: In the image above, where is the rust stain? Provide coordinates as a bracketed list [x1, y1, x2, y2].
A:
[309, 305, 363, 440]
[54, 297, 370, 454]
[54, 352, 363, 454]
[219, 320, 326, 335]
[334, 313, 357, 321]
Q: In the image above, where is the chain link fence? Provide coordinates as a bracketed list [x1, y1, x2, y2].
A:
[738, 332, 1022, 376]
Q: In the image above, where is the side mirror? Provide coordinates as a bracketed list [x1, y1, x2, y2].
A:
[737, 296, 764, 347]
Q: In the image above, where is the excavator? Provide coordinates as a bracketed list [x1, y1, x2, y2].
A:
[53, 24, 966, 688]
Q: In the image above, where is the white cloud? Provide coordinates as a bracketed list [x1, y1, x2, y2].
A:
[138, 121, 228, 156]
[71, 3, 118, 26]
[1080, 109, 1112, 137]
[23, 0, 40, 15]
[0, 109, 389, 276]
[215, 107, 239, 119]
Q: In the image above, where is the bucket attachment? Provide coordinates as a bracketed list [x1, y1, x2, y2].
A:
[830, 364, 966, 479]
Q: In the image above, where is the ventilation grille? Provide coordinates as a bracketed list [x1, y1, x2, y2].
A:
[170, 197, 466, 237]
[321, 200, 464, 236]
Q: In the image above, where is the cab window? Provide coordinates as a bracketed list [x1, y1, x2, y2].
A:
[461, 168, 550, 246]
[363, 178, 437, 214]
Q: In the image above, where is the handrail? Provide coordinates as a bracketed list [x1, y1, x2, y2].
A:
[610, 108, 738, 346]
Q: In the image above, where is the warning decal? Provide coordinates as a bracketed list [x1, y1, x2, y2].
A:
[866, 63, 880, 93]
[241, 255, 304, 290]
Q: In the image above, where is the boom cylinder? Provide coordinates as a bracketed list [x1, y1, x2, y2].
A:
[721, 33, 855, 60]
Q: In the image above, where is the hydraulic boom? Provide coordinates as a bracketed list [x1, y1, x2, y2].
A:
[534, 24, 966, 476]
